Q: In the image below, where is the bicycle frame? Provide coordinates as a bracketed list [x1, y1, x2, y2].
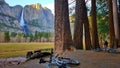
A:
[39, 52, 80, 68]
[47, 54, 70, 68]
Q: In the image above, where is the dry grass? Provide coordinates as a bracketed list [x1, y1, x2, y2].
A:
[0, 42, 54, 58]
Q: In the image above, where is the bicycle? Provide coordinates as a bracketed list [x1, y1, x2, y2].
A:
[39, 53, 80, 68]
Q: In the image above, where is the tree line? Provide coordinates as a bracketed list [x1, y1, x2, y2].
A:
[0, 31, 54, 43]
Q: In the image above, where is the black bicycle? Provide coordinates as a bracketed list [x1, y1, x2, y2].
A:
[39, 54, 80, 68]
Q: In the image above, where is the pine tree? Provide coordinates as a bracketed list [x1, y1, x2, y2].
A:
[4, 31, 10, 42]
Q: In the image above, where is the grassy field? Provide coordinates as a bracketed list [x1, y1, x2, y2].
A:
[0, 42, 54, 58]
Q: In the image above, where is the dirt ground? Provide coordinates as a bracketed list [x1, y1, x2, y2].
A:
[1, 49, 120, 68]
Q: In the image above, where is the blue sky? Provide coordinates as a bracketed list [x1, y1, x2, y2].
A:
[5, 0, 54, 13]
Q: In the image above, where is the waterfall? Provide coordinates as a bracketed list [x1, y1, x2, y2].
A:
[20, 9, 29, 35]
[20, 9, 25, 26]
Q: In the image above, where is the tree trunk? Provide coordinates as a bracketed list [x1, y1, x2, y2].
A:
[84, 20, 92, 50]
[112, 0, 119, 47]
[113, 0, 120, 39]
[118, 0, 120, 38]
[118, 0, 120, 47]
[54, 0, 72, 53]
[91, 0, 100, 49]
[84, 0, 92, 50]
[62, 0, 73, 50]
[107, 0, 115, 48]
[74, 0, 83, 49]
[74, 0, 91, 50]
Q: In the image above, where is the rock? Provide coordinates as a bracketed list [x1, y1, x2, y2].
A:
[26, 52, 51, 61]
[34, 50, 41, 53]
[0, 0, 4, 2]
[43, 7, 54, 31]
[0, 2, 13, 16]
[11, 5, 23, 22]
[0, 1, 54, 34]
[26, 51, 33, 58]
[24, 3, 54, 33]
[0, 0, 22, 32]
[0, 57, 26, 66]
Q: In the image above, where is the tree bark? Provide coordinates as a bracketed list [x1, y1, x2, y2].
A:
[91, 0, 100, 49]
[54, 0, 72, 52]
[55, 0, 62, 51]
[74, 0, 83, 49]
[112, 0, 120, 47]
[84, 1, 92, 50]
[118, 0, 120, 34]
[74, 0, 91, 50]
[113, 0, 120, 40]
[84, 19, 92, 50]
[62, 0, 73, 50]
[107, 0, 115, 48]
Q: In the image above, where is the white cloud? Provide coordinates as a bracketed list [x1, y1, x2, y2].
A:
[44, 3, 54, 14]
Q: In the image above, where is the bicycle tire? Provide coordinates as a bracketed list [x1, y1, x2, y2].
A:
[46, 63, 70, 68]
[59, 57, 80, 65]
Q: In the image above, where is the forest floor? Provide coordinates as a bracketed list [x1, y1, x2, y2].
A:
[1, 48, 120, 68]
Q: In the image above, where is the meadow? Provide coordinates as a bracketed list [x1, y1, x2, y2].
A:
[0, 42, 54, 58]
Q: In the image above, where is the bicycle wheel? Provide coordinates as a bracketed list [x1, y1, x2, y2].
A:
[46, 63, 58, 68]
[46, 63, 70, 68]
[60, 57, 80, 65]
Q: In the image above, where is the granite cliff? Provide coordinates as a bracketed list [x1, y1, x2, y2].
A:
[24, 3, 54, 33]
[0, 0, 54, 34]
[0, 0, 22, 32]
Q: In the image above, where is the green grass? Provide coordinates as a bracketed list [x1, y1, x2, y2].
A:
[0, 43, 54, 58]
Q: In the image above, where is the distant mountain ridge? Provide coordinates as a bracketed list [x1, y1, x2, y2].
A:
[0, 0, 54, 34]
[24, 3, 54, 33]
[0, 0, 22, 32]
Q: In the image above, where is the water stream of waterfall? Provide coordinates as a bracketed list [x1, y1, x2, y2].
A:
[20, 9, 25, 26]
[20, 9, 29, 35]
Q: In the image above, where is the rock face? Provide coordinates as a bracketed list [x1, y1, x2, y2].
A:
[0, 0, 22, 32]
[24, 3, 54, 33]
[0, 0, 4, 2]
[11, 5, 23, 22]
[0, 1, 54, 33]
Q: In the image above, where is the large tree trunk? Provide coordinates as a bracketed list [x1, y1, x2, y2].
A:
[107, 0, 115, 48]
[84, 1, 92, 50]
[74, 0, 83, 49]
[118, 0, 120, 39]
[54, 0, 72, 53]
[62, 0, 73, 50]
[118, 0, 120, 47]
[84, 20, 92, 50]
[74, 0, 91, 50]
[112, 0, 119, 47]
[91, 0, 100, 49]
